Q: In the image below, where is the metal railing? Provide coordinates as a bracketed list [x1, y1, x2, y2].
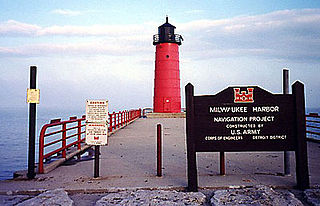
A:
[108, 109, 141, 132]
[153, 34, 183, 45]
[306, 113, 320, 142]
[38, 109, 141, 173]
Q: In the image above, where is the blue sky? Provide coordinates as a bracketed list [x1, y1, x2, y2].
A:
[0, 0, 319, 111]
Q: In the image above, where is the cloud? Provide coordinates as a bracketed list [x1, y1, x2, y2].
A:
[178, 9, 320, 62]
[0, 20, 41, 36]
[37, 24, 154, 37]
[51, 9, 96, 16]
[0, 20, 156, 37]
[0, 40, 153, 57]
[0, 9, 319, 62]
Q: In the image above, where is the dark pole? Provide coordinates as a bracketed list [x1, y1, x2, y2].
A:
[186, 83, 198, 192]
[220, 152, 225, 175]
[27, 66, 37, 179]
[283, 68, 291, 175]
[94, 145, 100, 178]
[293, 81, 309, 189]
[157, 124, 162, 177]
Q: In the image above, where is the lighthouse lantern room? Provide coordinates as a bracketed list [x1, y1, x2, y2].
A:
[153, 17, 183, 113]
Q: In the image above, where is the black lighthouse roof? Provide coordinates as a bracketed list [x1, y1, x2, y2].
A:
[153, 17, 183, 45]
[159, 16, 176, 29]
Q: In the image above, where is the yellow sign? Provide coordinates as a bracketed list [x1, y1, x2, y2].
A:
[27, 89, 40, 104]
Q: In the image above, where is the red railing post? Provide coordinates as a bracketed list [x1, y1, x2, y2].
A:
[38, 126, 47, 174]
[119, 112, 121, 127]
[117, 112, 119, 128]
[77, 118, 82, 160]
[128, 111, 130, 121]
[62, 122, 66, 158]
[77, 119, 81, 150]
[113, 112, 117, 130]
[116, 112, 118, 128]
[115, 112, 117, 128]
[119, 112, 122, 127]
[121, 111, 124, 126]
[109, 113, 113, 132]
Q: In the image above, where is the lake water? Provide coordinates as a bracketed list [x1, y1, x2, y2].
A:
[0, 106, 84, 180]
[0, 106, 319, 180]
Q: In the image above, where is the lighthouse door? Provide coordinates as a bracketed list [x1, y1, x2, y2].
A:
[163, 98, 171, 112]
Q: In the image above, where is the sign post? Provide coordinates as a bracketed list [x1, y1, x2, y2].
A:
[185, 82, 309, 191]
[157, 124, 162, 177]
[85, 100, 108, 178]
[94, 145, 100, 178]
[186, 83, 198, 192]
[283, 68, 291, 175]
[27, 66, 39, 179]
[293, 82, 310, 189]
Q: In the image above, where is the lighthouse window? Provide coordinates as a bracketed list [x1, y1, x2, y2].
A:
[166, 55, 169, 58]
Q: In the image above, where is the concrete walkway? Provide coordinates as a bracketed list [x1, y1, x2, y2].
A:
[0, 118, 319, 194]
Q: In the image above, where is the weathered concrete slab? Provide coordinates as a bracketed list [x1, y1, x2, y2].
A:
[211, 185, 303, 206]
[304, 187, 320, 206]
[0, 194, 30, 205]
[16, 189, 73, 206]
[96, 190, 206, 206]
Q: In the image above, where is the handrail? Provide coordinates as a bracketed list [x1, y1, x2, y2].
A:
[38, 108, 142, 174]
[306, 113, 320, 142]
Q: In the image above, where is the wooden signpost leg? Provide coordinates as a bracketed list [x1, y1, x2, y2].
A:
[283, 69, 291, 175]
[186, 83, 198, 192]
[94, 145, 100, 178]
[293, 81, 309, 190]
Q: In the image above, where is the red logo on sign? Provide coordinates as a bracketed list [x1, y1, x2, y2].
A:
[234, 88, 254, 103]
[94, 136, 99, 140]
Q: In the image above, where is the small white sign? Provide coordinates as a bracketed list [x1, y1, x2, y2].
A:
[86, 100, 108, 123]
[86, 123, 108, 145]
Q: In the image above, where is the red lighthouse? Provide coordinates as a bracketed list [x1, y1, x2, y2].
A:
[153, 17, 183, 113]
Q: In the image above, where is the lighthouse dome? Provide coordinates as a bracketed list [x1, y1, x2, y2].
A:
[153, 17, 183, 45]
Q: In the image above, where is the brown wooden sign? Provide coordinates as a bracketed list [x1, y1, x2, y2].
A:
[193, 86, 295, 152]
[186, 81, 309, 191]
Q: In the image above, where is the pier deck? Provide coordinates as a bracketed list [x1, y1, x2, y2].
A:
[0, 118, 319, 193]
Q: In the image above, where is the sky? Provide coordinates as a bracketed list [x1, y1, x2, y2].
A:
[0, 0, 319, 112]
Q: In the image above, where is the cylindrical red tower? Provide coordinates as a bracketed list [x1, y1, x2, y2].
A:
[153, 17, 183, 113]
